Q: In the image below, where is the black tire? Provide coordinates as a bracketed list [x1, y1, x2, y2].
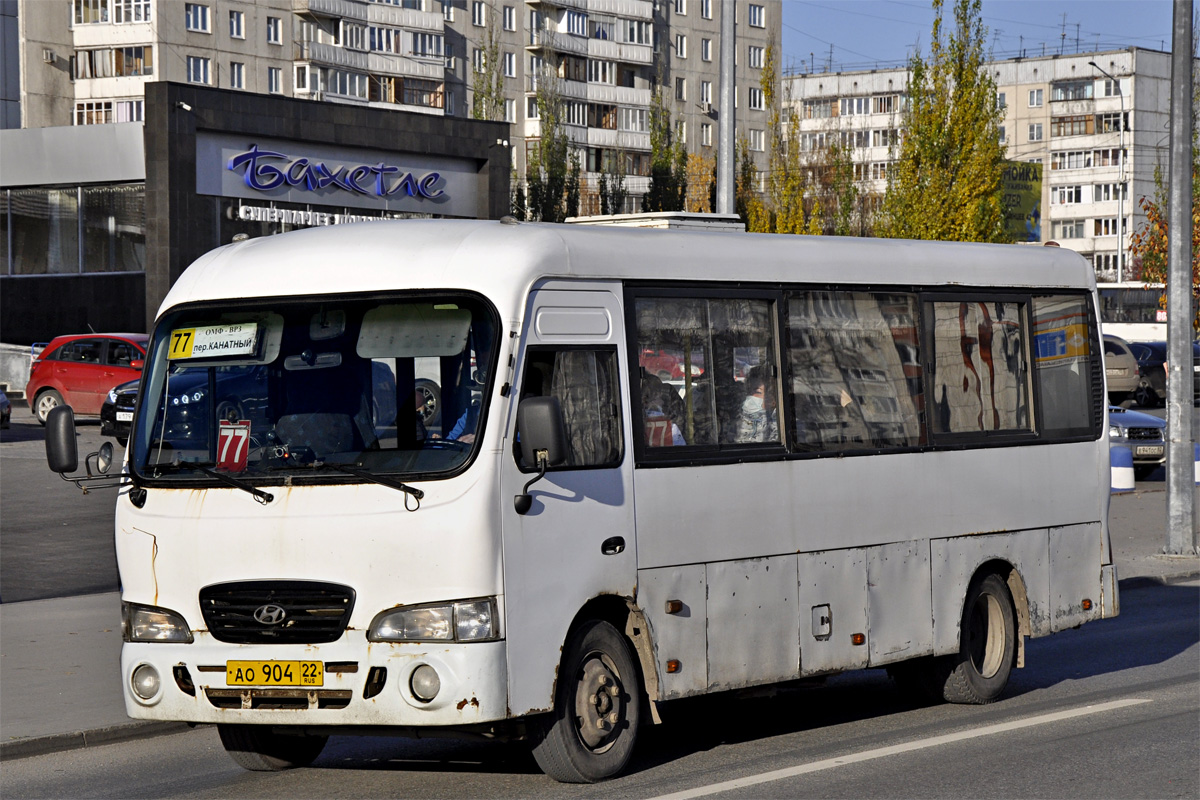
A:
[415, 379, 442, 429]
[1133, 464, 1159, 481]
[214, 398, 243, 424]
[530, 620, 642, 783]
[217, 724, 327, 771]
[939, 573, 1017, 704]
[34, 389, 63, 425]
[1134, 381, 1159, 408]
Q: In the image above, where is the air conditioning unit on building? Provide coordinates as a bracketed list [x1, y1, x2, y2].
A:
[42, 49, 55, 64]
[699, 101, 711, 114]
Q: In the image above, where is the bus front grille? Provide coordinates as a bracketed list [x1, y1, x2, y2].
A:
[199, 580, 355, 644]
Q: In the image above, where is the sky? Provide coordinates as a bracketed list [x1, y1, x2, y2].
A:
[779, 0, 1186, 75]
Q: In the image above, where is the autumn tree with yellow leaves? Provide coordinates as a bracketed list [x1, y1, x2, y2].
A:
[880, 0, 1007, 242]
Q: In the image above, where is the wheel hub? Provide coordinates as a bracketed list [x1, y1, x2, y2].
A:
[574, 655, 624, 751]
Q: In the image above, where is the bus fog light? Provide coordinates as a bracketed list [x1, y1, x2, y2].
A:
[410, 664, 441, 702]
[131, 664, 161, 700]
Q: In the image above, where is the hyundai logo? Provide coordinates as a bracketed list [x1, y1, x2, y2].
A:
[253, 604, 288, 625]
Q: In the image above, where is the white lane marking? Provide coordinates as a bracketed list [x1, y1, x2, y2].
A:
[646, 698, 1151, 800]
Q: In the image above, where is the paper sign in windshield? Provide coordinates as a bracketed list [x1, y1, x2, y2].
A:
[169, 323, 258, 360]
[217, 420, 251, 472]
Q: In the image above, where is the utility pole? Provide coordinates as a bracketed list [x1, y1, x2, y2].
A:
[715, 0, 735, 215]
[1164, 0, 1196, 554]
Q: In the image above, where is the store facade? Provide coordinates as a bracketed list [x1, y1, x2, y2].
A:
[1, 82, 510, 343]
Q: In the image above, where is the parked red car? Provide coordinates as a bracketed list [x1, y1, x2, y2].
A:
[25, 333, 148, 424]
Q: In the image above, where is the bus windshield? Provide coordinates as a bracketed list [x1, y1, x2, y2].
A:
[130, 294, 497, 483]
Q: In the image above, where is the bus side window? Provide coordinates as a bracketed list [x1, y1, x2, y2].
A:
[515, 348, 623, 469]
[785, 291, 925, 452]
[633, 296, 778, 448]
[1032, 295, 1100, 437]
[926, 300, 1032, 435]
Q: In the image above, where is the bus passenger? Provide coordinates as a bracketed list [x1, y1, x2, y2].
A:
[738, 368, 778, 443]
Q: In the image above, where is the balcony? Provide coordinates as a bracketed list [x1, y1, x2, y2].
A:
[524, 0, 589, 10]
[587, 38, 653, 65]
[586, 127, 648, 150]
[585, 84, 650, 107]
[295, 40, 370, 71]
[587, 0, 654, 20]
[527, 27, 589, 57]
[293, 0, 369, 23]
[368, 51, 446, 79]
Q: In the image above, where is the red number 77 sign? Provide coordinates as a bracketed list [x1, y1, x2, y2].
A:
[217, 421, 252, 472]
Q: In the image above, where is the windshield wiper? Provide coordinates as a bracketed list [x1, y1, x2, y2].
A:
[170, 460, 274, 505]
[319, 462, 424, 502]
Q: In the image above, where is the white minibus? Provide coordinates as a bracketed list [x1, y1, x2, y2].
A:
[47, 219, 1118, 782]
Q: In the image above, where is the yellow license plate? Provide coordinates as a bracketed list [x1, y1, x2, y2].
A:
[226, 660, 323, 687]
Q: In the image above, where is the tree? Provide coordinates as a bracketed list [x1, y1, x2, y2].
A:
[642, 86, 688, 211]
[879, 0, 1007, 243]
[685, 152, 714, 212]
[470, 5, 503, 122]
[521, 66, 580, 222]
[599, 150, 629, 215]
[1128, 153, 1200, 333]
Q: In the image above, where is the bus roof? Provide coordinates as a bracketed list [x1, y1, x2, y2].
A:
[160, 219, 1097, 318]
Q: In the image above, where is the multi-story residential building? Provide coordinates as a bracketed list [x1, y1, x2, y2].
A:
[784, 48, 1178, 281]
[663, 0, 773, 198]
[11, 0, 779, 213]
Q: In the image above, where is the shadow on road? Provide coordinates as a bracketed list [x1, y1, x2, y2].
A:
[300, 582, 1197, 781]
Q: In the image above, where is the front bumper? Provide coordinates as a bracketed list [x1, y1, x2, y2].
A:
[121, 634, 510, 729]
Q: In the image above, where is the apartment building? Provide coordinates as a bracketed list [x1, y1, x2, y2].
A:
[11, 0, 778, 212]
[784, 48, 1177, 281]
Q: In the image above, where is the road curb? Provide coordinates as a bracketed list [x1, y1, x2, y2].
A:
[0, 721, 193, 761]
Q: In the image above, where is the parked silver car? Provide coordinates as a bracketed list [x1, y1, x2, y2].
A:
[1102, 334, 1139, 406]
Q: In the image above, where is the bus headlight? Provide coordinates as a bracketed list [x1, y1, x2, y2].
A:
[368, 598, 497, 643]
[122, 602, 194, 643]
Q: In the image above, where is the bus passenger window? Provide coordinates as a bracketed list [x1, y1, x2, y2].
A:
[1032, 296, 1099, 437]
[515, 348, 622, 469]
[634, 296, 778, 448]
[926, 300, 1031, 435]
[786, 291, 925, 452]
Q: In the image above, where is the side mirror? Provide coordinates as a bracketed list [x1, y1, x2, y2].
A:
[517, 396, 567, 468]
[46, 405, 79, 474]
[131, 358, 145, 370]
[97, 441, 114, 475]
[514, 396, 568, 515]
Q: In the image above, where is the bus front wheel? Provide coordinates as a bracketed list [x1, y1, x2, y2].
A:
[530, 619, 642, 783]
[941, 573, 1017, 704]
[217, 724, 327, 771]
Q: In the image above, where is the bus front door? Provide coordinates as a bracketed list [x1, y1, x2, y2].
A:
[500, 286, 636, 718]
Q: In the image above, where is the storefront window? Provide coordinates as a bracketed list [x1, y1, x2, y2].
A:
[4, 183, 144, 275]
[82, 185, 145, 272]
[9, 188, 80, 275]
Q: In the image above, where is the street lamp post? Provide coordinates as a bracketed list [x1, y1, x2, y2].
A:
[1089, 61, 1126, 283]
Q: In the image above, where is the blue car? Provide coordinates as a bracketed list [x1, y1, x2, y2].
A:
[1109, 405, 1166, 481]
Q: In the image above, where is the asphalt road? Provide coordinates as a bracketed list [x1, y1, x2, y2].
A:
[2, 579, 1195, 799]
[0, 410, 120, 603]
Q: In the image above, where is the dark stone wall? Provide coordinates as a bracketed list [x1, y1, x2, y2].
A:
[0, 273, 146, 344]
[144, 82, 511, 331]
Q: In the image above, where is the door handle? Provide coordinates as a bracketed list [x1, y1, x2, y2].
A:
[601, 536, 625, 556]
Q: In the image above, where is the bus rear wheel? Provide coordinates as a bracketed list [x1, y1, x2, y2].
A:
[941, 573, 1016, 704]
[217, 724, 327, 771]
[530, 619, 642, 783]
